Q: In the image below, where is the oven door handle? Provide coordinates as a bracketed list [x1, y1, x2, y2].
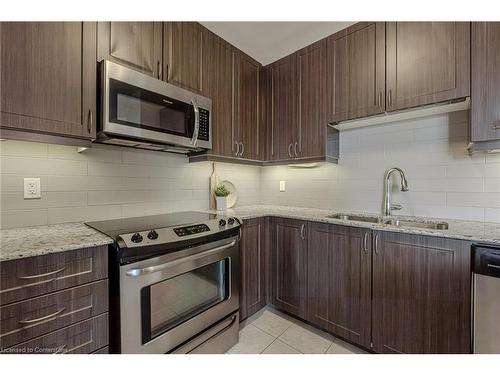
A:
[125, 239, 237, 277]
[190, 98, 200, 147]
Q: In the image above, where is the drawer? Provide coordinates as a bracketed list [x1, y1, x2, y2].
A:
[2, 313, 108, 354]
[1, 245, 108, 305]
[1, 280, 108, 349]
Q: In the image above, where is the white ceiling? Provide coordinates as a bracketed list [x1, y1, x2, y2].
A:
[200, 22, 355, 65]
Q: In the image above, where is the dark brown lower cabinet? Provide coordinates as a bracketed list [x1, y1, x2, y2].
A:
[239, 218, 267, 321]
[307, 223, 372, 349]
[371, 231, 471, 354]
[270, 218, 307, 319]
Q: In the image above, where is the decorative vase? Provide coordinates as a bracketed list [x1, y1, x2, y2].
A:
[216, 196, 228, 211]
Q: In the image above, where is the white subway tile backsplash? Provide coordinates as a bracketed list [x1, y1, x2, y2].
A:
[47, 205, 122, 225]
[1, 192, 87, 210]
[260, 111, 498, 223]
[1, 209, 48, 229]
[1, 156, 88, 175]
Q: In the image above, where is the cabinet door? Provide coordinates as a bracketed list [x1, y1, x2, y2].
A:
[0, 22, 96, 139]
[372, 231, 471, 354]
[97, 22, 162, 78]
[164, 22, 203, 92]
[386, 22, 470, 112]
[239, 218, 266, 321]
[471, 22, 500, 143]
[297, 40, 327, 158]
[270, 218, 307, 319]
[327, 22, 385, 123]
[269, 54, 298, 161]
[307, 223, 372, 349]
[235, 53, 260, 160]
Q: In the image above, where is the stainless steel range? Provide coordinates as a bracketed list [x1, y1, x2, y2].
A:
[86, 212, 241, 354]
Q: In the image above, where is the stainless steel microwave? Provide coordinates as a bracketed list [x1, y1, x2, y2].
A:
[95, 60, 212, 153]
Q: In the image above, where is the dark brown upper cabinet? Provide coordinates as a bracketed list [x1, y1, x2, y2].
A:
[372, 231, 471, 354]
[471, 22, 500, 144]
[0, 22, 97, 140]
[297, 40, 327, 159]
[269, 53, 299, 161]
[164, 22, 203, 92]
[270, 217, 307, 319]
[386, 22, 470, 112]
[307, 222, 372, 349]
[327, 22, 386, 124]
[239, 218, 267, 321]
[97, 22, 163, 78]
[234, 53, 261, 161]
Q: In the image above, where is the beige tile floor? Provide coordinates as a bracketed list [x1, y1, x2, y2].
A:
[227, 307, 369, 354]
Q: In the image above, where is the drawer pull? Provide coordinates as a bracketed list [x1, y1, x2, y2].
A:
[18, 308, 65, 324]
[18, 267, 65, 280]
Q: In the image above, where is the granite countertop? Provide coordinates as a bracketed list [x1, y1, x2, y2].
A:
[1, 205, 499, 262]
[215, 205, 500, 245]
[0, 222, 113, 262]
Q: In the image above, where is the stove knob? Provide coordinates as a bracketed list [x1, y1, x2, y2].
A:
[219, 219, 226, 227]
[228, 217, 235, 225]
[147, 230, 159, 240]
[131, 233, 143, 243]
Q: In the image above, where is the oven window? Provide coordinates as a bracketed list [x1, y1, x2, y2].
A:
[141, 259, 229, 343]
[108, 78, 194, 137]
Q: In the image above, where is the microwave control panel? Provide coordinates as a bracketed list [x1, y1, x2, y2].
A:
[198, 108, 210, 141]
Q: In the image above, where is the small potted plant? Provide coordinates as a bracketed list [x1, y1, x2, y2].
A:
[214, 184, 230, 210]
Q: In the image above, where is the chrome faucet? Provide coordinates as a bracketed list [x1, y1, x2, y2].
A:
[382, 167, 409, 216]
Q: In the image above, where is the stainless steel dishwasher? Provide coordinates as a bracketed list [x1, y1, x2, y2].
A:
[473, 244, 500, 354]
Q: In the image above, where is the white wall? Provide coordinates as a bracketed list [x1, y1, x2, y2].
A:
[2, 110, 500, 229]
[261, 111, 500, 223]
[0, 141, 261, 229]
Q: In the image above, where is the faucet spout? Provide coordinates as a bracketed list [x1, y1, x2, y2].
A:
[382, 167, 409, 216]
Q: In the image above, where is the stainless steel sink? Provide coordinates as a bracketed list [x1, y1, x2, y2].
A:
[327, 213, 449, 230]
[382, 218, 449, 230]
[326, 213, 382, 224]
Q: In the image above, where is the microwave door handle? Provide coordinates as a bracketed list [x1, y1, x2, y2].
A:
[190, 98, 200, 146]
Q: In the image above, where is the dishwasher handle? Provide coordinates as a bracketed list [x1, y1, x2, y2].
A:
[473, 245, 500, 278]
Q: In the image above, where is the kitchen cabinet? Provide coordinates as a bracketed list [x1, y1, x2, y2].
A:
[0, 22, 97, 140]
[297, 40, 327, 159]
[0, 245, 109, 354]
[234, 53, 261, 161]
[327, 22, 386, 124]
[386, 22, 470, 111]
[471, 22, 500, 145]
[97, 22, 163, 78]
[239, 218, 267, 321]
[164, 22, 203, 92]
[307, 223, 372, 348]
[270, 218, 307, 319]
[269, 54, 299, 161]
[372, 231, 471, 354]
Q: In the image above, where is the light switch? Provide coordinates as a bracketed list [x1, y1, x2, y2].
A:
[24, 178, 41, 199]
[279, 180, 286, 192]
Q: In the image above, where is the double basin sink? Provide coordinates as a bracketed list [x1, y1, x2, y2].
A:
[327, 213, 449, 230]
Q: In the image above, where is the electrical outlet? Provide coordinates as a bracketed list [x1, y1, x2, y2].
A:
[24, 178, 41, 199]
[279, 180, 286, 192]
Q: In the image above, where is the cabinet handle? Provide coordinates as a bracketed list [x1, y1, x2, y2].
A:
[234, 141, 240, 157]
[378, 91, 383, 109]
[294, 142, 299, 157]
[18, 267, 65, 280]
[388, 90, 392, 109]
[288, 143, 293, 158]
[157, 60, 162, 80]
[87, 109, 93, 134]
[374, 234, 380, 255]
[300, 224, 305, 240]
[18, 308, 65, 325]
[363, 232, 369, 253]
[239, 142, 244, 157]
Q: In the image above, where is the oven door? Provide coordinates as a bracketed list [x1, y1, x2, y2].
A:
[119, 236, 239, 353]
[101, 60, 211, 150]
